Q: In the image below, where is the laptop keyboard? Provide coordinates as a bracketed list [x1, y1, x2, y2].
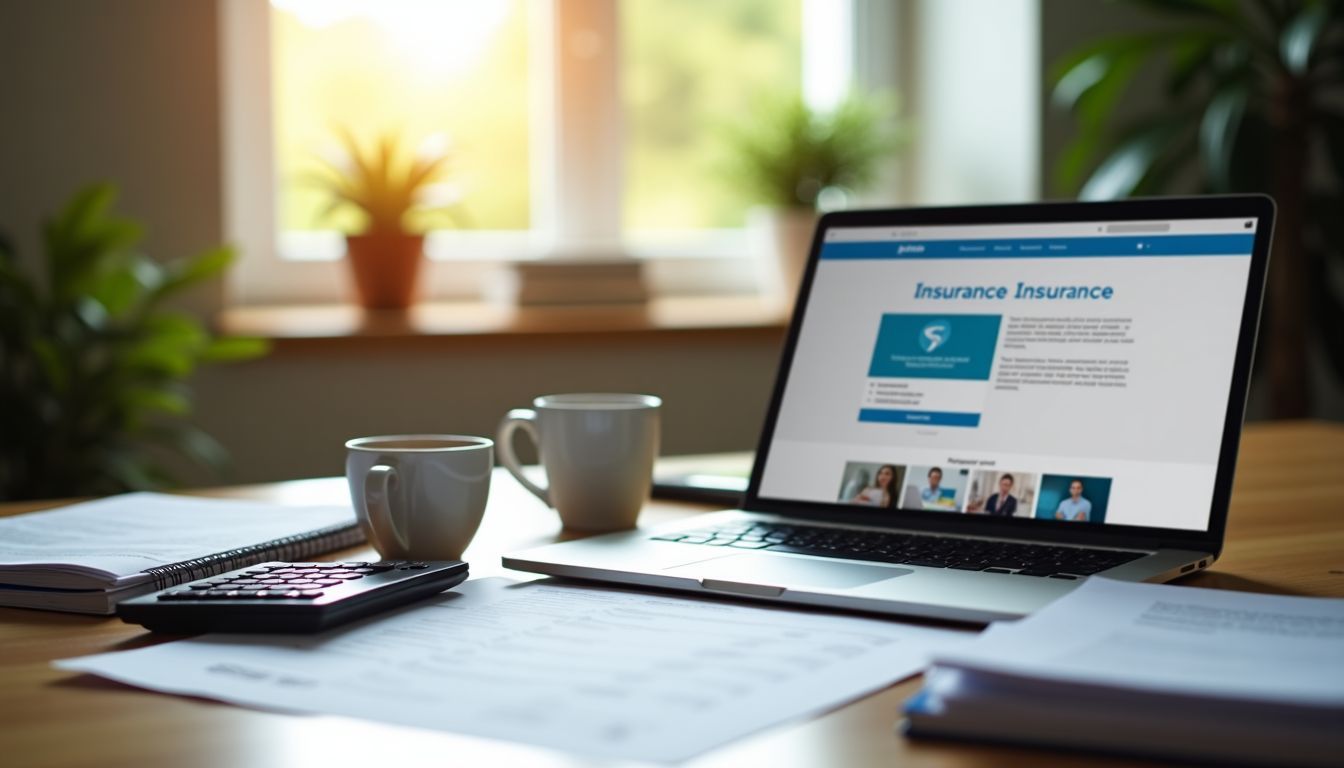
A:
[651, 521, 1146, 579]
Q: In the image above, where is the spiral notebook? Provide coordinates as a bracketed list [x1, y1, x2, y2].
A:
[0, 492, 362, 614]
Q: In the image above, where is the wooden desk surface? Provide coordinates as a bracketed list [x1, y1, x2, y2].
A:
[2, 421, 1341, 768]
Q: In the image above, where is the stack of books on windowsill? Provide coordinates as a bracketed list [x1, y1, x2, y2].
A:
[489, 258, 648, 306]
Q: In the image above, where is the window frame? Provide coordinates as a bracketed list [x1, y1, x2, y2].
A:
[222, 1, 1039, 307]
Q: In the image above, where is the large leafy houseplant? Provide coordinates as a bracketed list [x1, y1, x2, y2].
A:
[311, 130, 457, 310]
[0, 184, 267, 500]
[1052, 0, 1344, 417]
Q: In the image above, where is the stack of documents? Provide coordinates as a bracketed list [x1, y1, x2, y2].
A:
[903, 578, 1344, 766]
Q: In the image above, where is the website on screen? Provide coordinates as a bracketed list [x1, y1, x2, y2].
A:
[759, 218, 1257, 532]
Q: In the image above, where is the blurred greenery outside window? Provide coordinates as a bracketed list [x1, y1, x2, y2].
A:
[271, 0, 804, 270]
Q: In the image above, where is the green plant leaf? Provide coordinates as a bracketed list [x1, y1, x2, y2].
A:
[122, 313, 209, 377]
[88, 262, 146, 317]
[199, 336, 270, 362]
[1079, 120, 1186, 200]
[144, 422, 232, 474]
[1052, 37, 1153, 119]
[74, 296, 110, 332]
[43, 184, 144, 302]
[28, 338, 68, 392]
[1167, 37, 1218, 95]
[124, 383, 191, 418]
[1281, 1, 1329, 74]
[1199, 85, 1248, 191]
[152, 246, 235, 300]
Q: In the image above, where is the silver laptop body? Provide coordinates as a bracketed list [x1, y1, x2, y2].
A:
[505, 196, 1275, 623]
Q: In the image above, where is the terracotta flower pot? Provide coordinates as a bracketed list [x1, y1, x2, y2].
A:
[344, 233, 425, 310]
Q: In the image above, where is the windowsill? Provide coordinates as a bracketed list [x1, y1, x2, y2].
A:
[217, 295, 791, 344]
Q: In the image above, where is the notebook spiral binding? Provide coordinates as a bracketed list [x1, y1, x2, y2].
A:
[142, 522, 365, 590]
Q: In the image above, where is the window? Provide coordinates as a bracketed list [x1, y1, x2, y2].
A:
[622, 1, 802, 232]
[272, 1, 532, 236]
[222, 1, 1040, 305]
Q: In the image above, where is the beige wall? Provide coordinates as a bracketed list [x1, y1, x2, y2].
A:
[0, 0, 223, 271]
[195, 333, 783, 483]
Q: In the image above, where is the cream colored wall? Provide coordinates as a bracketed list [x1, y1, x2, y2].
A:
[0, 1, 782, 486]
[195, 335, 782, 483]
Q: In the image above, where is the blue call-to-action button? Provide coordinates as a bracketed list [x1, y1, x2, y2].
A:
[858, 409, 982, 427]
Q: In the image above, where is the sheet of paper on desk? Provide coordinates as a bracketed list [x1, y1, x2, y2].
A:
[57, 577, 975, 763]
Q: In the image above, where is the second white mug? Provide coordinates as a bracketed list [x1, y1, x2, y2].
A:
[497, 393, 661, 531]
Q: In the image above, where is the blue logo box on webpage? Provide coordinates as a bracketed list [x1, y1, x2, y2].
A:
[868, 313, 1002, 381]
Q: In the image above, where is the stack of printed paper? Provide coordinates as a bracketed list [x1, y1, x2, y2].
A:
[903, 577, 1344, 767]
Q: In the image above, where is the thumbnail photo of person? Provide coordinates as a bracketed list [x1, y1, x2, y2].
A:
[901, 465, 970, 512]
[836, 462, 906, 510]
[1036, 474, 1113, 523]
[964, 470, 1037, 518]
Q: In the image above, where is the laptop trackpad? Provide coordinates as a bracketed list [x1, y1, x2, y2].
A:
[665, 553, 911, 589]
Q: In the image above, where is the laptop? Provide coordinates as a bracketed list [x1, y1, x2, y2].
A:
[504, 196, 1275, 623]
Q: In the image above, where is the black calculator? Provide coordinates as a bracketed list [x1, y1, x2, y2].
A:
[117, 560, 469, 634]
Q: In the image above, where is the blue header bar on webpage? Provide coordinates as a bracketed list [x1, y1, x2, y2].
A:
[820, 233, 1254, 260]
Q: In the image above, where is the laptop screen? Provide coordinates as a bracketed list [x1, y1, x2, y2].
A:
[756, 214, 1260, 534]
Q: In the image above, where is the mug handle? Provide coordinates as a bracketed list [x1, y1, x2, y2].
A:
[496, 408, 551, 506]
[365, 464, 411, 553]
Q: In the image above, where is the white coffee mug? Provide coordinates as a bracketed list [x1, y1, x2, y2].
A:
[345, 435, 493, 560]
[497, 393, 661, 531]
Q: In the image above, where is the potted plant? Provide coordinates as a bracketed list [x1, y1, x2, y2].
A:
[1051, 0, 1344, 417]
[313, 131, 457, 310]
[722, 92, 905, 303]
[0, 184, 268, 500]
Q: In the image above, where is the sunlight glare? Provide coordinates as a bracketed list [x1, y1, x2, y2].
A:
[271, 0, 511, 73]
